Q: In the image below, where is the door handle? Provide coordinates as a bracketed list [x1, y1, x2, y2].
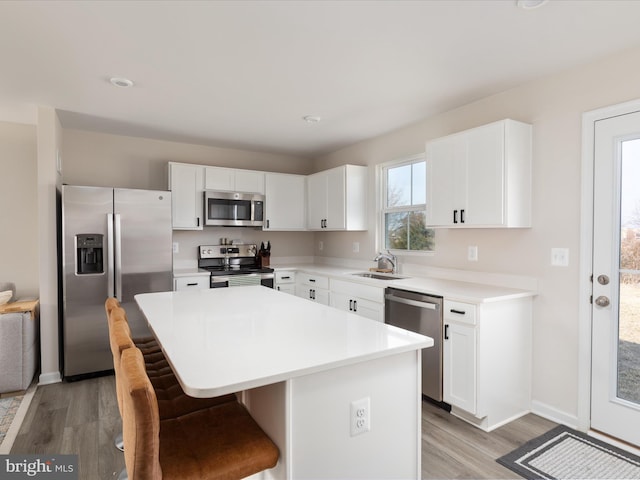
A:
[114, 213, 122, 300]
[595, 296, 610, 307]
[597, 274, 610, 285]
[384, 295, 438, 310]
[107, 214, 115, 298]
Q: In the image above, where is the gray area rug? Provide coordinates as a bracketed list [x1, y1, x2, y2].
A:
[497, 425, 640, 479]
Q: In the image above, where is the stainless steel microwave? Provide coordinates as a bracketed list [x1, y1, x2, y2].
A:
[203, 191, 265, 227]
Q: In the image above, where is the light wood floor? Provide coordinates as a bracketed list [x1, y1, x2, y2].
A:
[11, 376, 557, 479]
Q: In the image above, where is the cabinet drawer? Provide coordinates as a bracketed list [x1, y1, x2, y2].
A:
[297, 272, 329, 289]
[174, 276, 210, 291]
[275, 271, 296, 284]
[444, 300, 476, 325]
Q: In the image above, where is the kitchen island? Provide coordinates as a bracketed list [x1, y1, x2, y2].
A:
[135, 286, 432, 480]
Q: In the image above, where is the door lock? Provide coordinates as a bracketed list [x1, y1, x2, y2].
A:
[597, 274, 610, 285]
[595, 296, 610, 307]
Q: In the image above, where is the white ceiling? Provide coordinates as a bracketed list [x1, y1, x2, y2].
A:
[2, 0, 640, 158]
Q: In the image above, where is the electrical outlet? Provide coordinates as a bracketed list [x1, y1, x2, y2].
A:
[468, 246, 478, 262]
[172, 242, 179, 253]
[350, 397, 370, 436]
[352, 242, 360, 253]
[551, 248, 569, 267]
[319, 240, 323, 251]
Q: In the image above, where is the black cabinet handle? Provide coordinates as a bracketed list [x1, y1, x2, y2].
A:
[266, 219, 270, 228]
[460, 209, 465, 223]
[281, 276, 290, 280]
[197, 217, 200, 227]
[349, 299, 353, 311]
[309, 279, 316, 283]
[453, 210, 458, 224]
[186, 282, 198, 286]
[444, 324, 449, 340]
[450, 309, 466, 315]
[353, 300, 357, 312]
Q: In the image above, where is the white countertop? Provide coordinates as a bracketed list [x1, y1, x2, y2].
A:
[135, 286, 433, 398]
[173, 267, 210, 277]
[274, 264, 536, 303]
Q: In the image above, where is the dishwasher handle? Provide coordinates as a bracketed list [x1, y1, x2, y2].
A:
[385, 294, 439, 310]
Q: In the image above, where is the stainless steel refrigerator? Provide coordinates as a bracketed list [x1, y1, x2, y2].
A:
[61, 185, 172, 379]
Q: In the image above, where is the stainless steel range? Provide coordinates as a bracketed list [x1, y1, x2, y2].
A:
[198, 244, 274, 288]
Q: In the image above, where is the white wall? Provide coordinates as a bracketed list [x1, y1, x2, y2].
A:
[0, 122, 38, 297]
[314, 45, 640, 423]
[61, 129, 317, 269]
[61, 129, 312, 191]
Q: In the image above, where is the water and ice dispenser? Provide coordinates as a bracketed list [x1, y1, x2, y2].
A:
[76, 234, 104, 274]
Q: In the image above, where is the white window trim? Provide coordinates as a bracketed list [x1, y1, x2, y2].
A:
[376, 153, 435, 256]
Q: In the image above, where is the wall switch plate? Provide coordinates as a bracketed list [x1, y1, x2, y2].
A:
[551, 248, 569, 266]
[468, 245, 478, 262]
[352, 242, 360, 253]
[172, 242, 179, 253]
[350, 397, 370, 436]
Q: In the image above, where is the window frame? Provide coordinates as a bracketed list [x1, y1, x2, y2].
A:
[377, 153, 435, 256]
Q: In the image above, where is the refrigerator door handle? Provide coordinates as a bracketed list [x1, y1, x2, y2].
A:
[114, 213, 123, 300]
[107, 213, 115, 298]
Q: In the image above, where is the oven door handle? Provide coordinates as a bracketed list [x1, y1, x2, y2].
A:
[384, 294, 438, 310]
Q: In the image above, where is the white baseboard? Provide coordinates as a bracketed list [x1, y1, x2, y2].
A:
[531, 400, 579, 430]
[38, 371, 62, 386]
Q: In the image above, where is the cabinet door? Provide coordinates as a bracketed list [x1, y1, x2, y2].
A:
[169, 163, 203, 230]
[465, 122, 504, 225]
[426, 135, 466, 226]
[325, 167, 346, 229]
[276, 284, 296, 295]
[443, 322, 477, 413]
[264, 173, 306, 230]
[331, 292, 383, 322]
[235, 170, 265, 194]
[205, 166, 235, 191]
[314, 288, 330, 306]
[307, 172, 327, 229]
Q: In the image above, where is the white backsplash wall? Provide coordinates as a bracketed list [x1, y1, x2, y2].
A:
[172, 229, 316, 269]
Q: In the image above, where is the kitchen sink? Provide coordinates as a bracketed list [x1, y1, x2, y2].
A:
[351, 272, 403, 280]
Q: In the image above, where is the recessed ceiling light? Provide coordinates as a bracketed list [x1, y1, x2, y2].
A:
[517, 0, 549, 9]
[110, 77, 134, 88]
[303, 115, 321, 123]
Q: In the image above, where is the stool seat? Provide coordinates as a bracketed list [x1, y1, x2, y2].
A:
[121, 347, 279, 480]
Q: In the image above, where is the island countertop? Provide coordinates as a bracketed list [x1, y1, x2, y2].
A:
[135, 286, 433, 398]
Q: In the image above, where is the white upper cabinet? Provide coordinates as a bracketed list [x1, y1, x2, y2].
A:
[168, 162, 204, 230]
[306, 165, 367, 231]
[264, 173, 306, 230]
[426, 119, 532, 228]
[204, 166, 265, 194]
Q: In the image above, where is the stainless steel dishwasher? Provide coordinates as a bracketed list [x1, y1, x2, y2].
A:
[385, 287, 443, 402]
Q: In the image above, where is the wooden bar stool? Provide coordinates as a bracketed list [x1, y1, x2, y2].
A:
[120, 347, 279, 480]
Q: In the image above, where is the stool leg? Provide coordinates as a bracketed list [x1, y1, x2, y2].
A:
[114, 432, 124, 451]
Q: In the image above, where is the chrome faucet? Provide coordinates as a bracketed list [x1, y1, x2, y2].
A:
[373, 250, 397, 274]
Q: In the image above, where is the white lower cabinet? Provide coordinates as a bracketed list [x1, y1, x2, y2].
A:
[442, 297, 532, 432]
[329, 279, 384, 322]
[174, 276, 210, 291]
[295, 273, 329, 305]
[275, 270, 296, 295]
[443, 303, 477, 414]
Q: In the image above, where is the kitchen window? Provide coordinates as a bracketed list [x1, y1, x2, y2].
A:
[380, 155, 434, 252]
